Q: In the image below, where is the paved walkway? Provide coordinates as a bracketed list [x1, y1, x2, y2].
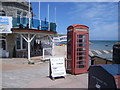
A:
[25, 73, 88, 88]
[1, 58, 88, 88]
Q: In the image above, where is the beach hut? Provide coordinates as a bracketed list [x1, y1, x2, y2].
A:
[89, 50, 113, 65]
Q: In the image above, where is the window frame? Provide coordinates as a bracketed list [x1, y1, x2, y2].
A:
[16, 35, 27, 51]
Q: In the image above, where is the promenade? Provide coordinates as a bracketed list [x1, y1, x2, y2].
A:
[1, 58, 88, 88]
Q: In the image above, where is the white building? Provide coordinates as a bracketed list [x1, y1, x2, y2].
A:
[0, 1, 57, 61]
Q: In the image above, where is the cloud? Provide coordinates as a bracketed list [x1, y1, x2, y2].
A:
[68, 2, 118, 40]
[69, 2, 118, 22]
[90, 22, 118, 40]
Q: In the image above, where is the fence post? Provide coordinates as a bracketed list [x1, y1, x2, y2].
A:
[42, 48, 44, 60]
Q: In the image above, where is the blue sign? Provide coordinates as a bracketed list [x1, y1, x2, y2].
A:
[0, 17, 9, 24]
[0, 16, 12, 33]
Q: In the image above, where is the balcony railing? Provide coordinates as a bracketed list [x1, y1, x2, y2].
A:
[12, 18, 57, 32]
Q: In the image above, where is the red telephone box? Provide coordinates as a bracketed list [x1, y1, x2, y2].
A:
[67, 24, 89, 74]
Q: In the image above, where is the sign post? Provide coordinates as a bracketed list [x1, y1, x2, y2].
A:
[50, 57, 66, 80]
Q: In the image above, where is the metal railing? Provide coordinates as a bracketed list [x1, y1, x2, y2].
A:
[42, 48, 53, 60]
[12, 17, 57, 32]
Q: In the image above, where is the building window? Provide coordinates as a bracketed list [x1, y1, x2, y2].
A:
[16, 36, 27, 50]
[0, 36, 7, 50]
[22, 38, 27, 49]
[0, 40, 6, 50]
[22, 12, 27, 24]
[0, 10, 6, 16]
[17, 11, 21, 24]
[16, 36, 21, 49]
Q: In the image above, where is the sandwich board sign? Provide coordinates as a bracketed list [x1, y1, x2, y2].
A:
[50, 57, 66, 79]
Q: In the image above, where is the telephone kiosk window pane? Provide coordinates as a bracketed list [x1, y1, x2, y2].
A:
[77, 39, 86, 43]
[76, 65, 85, 68]
[67, 47, 72, 59]
[78, 44, 86, 47]
[68, 29, 73, 31]
[68, 50, 71, 55]
[77, 52, 86, 55]
[77, 57, 86, 60]
[67, 35, 72, 45]
[68, 34, 71, 37]
[68, 54, 71, 59]
[77, 48, 86, 51]
[68, 43, 71, 46]
[76, 29, 88, 31]
[67, 60, 72, 69]
[67, 39, 71, 43]
[77, 61, 86, 64]
[77, 35, 86, 38]
[68, 51, 71, 54]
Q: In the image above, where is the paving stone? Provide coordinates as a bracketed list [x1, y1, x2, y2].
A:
[1, 58, 88, 88]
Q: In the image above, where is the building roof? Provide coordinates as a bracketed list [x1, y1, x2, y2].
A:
[89, 50, 112, 57]
[95, 53, 112, 61]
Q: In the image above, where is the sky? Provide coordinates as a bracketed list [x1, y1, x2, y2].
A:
[31, 2, 118, 40]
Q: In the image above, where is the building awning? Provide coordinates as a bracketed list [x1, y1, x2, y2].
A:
[11, 28, 57, 35]
[11, 28, 57, 62]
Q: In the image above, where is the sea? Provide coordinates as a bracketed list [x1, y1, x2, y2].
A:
[57, 40, 118, 61]
[58, 40, 118, 50]
[90, 40, 118, 50]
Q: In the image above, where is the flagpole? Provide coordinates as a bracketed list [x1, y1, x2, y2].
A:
[55, 7, 56, 23]
[38, 1, 40, 20]
[39, 1, 41, 30]
[48, 4, 50, 31]
[29, 0, 31, 28]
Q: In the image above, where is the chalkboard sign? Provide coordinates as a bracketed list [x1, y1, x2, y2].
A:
[50, 57, 66, 79]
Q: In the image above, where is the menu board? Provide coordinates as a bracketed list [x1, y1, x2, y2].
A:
[50, 57, 66, 78]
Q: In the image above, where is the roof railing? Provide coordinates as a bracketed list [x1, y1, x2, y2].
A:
[12, 17, 57, 32]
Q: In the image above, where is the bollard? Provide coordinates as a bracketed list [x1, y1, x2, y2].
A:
[113, 43, 120, 64]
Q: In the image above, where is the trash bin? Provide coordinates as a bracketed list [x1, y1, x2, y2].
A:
[113, 43, 120, 64]
[88, 64, 120, 89]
